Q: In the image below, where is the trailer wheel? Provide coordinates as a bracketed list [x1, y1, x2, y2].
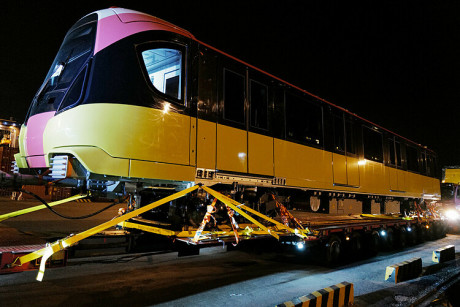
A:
[395, 227, 407, 249]
[439, 222, 448, 238]
[382, 228, 394, 250]
[433, 221, 445, 239]
[367, 230, 381, 255]
[350, 232, 363, 260]
[416, 225, 426, 243]
[406, 226, 417, 245]
[325, 235, 342, 265]
[425, 223, 434, 241]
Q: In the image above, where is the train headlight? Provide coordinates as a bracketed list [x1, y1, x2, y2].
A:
[445, 209, 460, 221]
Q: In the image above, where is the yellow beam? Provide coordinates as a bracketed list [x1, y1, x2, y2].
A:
[13, 184, 199, 280]
[204, 189, 310, 237]
[0, 194, 87, 222]
[202, 186, 279, 240]
[121, 221, 176, 236]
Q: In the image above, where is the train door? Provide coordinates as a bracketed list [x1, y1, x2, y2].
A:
[216, 60, 248, 173]
[332, 113, 347, 185]
[387, 140, 405, 192]
[332, 113, 360, 187]
[196, 46, 217, 170]
[137, 44, 192, 167]
[247, 70, 273, 176]
[345, 116, 360, 186]
[388, 138, 398, 190]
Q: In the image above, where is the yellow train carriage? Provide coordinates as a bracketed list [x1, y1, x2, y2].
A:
[16, 8, 440, 215]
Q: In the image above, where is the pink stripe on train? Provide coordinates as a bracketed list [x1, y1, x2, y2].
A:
[93, 8, 194, 55]
[25, 111, 55, 168]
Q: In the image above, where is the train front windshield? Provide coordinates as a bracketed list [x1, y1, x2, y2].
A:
[26, 19, 96, 122]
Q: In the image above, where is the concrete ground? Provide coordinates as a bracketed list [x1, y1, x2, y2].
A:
[0, 196, 121, 246]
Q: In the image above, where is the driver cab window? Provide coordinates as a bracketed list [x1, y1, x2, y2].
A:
[141, 48, 183, 102]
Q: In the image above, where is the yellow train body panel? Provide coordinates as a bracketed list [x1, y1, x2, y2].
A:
[347, 156, 360, 187]
[274, 138, 333, 189]
[129, 160, 195, 182]
[48, 146, 130, 177]
[358, 160, 387, 195]
[332, 153, 348, 185]
[216, 124, 247, 173]
[40, 104, 194, 181]
[43, 104, 191, 166]
[248, 132, 274, 176]
[15, 125, 28, 169]
[196, 119, 216, 170]
[34, 105, 439, 199]
[332, 154, 360, 187]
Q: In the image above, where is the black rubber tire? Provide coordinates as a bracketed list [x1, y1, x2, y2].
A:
[425, 223, 434, 241]
[382, 228, 394, 250]
[395, 227, 407, 249]
[406, 226, 417, 246]
[325, 235, 342, 265]
[417, 225, 427, 243]
[367, 230, 381, 255]
[433, 221, 446, 239]
[350, 232, 364, 260]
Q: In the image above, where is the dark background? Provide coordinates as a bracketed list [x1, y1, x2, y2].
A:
[1, 1, 459, 167]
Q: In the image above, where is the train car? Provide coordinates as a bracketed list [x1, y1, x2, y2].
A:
[15, 7, 440, 217]
[442, 167, 460, 207]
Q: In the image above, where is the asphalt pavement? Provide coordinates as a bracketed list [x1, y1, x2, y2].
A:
[0, 197, 459, 306]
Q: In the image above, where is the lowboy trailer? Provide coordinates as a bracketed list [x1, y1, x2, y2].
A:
[0, 184, 445, 280]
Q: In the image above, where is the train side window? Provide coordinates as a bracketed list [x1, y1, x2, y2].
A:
[427, 154, 434, 177]
[250, 80, 268, 130]
[141, 48, 183, 102]
[421, 151, 427, 175]
[223, 69, 245, 123]
[388, 138, 396, 166]
[406, 145, 419, 172]
[333, 114, 345, 152]
[345, 118, 356, 154]
[395, 141, 402, 167]
[285, 92, 323, 146]
[363, 127, 383, 162]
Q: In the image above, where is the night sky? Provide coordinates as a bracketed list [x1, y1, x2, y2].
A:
[1, 1, 459, 167]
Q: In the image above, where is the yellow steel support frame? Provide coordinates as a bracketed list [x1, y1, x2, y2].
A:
[201, 186, 280, 240]
[202, 187, 311, 238]
[0, 194, 87, 222]
[11, 185, 312, 281]
[121, 221, 177, 236]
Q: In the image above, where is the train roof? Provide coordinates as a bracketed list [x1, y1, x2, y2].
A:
[85, 8, 433, 153]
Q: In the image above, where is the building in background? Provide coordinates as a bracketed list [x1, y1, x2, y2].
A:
[0, 119, 20, 173]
